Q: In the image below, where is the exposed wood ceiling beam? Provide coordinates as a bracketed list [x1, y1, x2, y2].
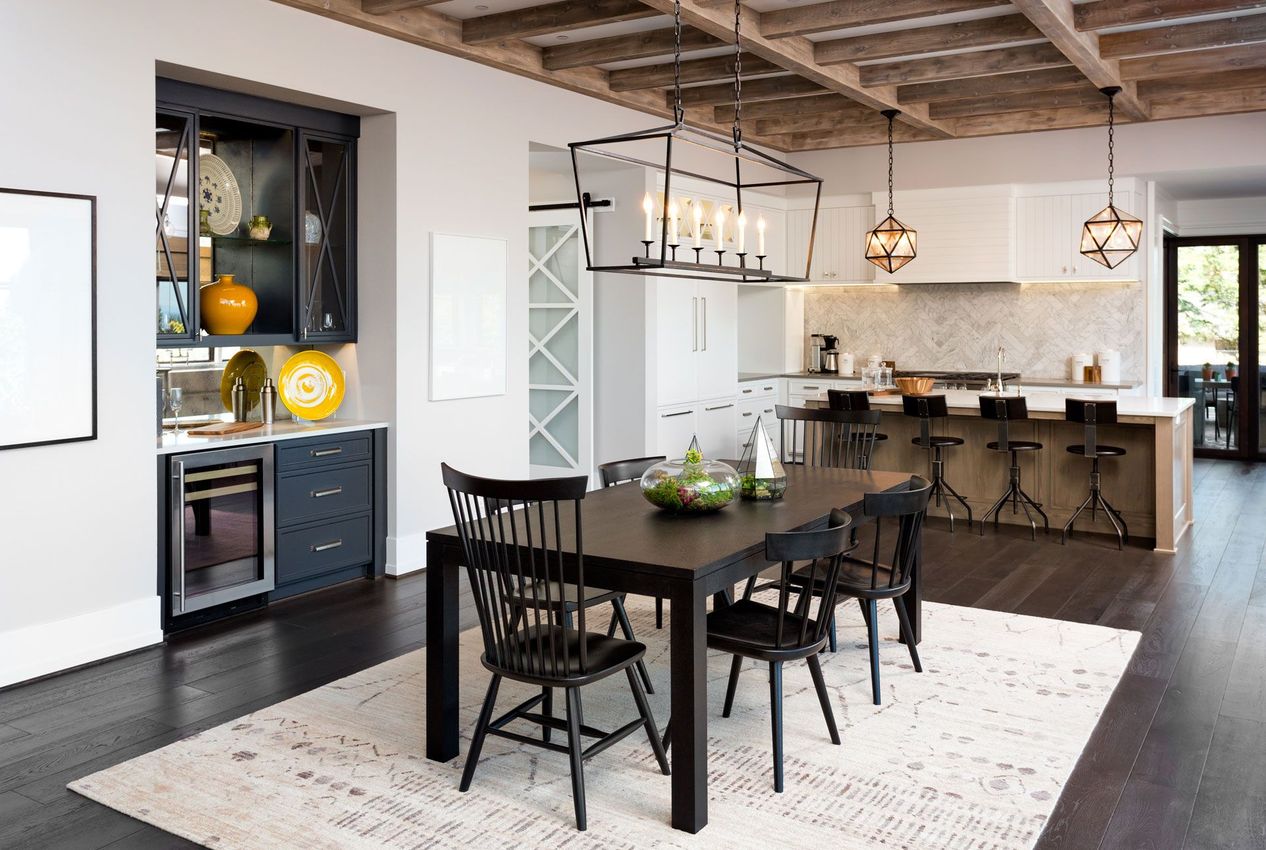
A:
[462, 0, 658, 46]
[1149, 83, 1266, 119]
[1098, 12, 1266, 58]
[753, 111, 887, 136]
[774, 122, 938, 150]
[639, 0, 953, 136]
[927, 85, 1103, 118]
[898, 65, 1087, 103]
[814, 13, 1042, 65]
[1074, 0, 1266, 31]
[1009, 0, 1149, 120]
[541, 26, 721, 71]
[859, 42, 1069, 87]
[759, 0, 1008, 40]
[675, 74, 825, 107]
[1138, 67, 1266, 99]
[1120, 42, 1266, 80]
[361, 0, 449, 13]
[713, 93, 873, 122]
[269, 0, 782, 148]
[608, 53, 779, 92]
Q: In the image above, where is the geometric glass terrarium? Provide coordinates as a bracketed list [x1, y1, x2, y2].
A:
[640, 436, 739, 514]
[737, 416, 787, 500]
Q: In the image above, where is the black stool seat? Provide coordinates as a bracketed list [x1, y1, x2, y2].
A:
[910, 435, 964, 448]
[986, 439, 1043, 452]
[1066, 444, 1126, 457]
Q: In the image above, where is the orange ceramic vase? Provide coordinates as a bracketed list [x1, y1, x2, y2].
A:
[199, 274, 258, 335]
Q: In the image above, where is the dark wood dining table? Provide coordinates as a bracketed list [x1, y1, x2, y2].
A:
[424, 464, 920, 833]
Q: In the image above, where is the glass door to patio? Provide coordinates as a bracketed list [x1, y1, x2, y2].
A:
[1166, 236, 1266, 459]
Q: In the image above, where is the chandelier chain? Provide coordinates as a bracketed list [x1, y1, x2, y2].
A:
[732, 0, 742, 148]
[672, 0, 683, 124]
[887, 113, 895, 217]
[1106, 90, 1115, 206]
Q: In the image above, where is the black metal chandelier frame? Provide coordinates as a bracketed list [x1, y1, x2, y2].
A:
[568, 0, 823, 283]
[1079, 85, 1143, 270]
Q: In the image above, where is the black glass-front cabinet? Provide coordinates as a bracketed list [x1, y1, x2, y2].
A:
[155, 79, 359, 347]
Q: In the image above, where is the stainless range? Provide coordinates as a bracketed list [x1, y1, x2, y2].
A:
[893, 370, 1021, 391]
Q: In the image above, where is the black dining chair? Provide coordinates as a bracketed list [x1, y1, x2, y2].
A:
[712, 510, 853, 792]
[1062, 399, 1129, 549]
[598, 456, 667, 630]
[776, 403, 882, 470]
[826, 388, 889, 445]
[786, 476, 932, 705]
[441, 464, 670, 831]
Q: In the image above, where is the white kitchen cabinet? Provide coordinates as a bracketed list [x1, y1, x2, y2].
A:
[696, 280, 738, 402]
[786, 206, 875, 283]
[698, 400, 738, 459]
[880, 188, 1015, 284]
[655, 281, 702, 406]
[1015, 186, 1143, 282]
[656, 403, 698, 457]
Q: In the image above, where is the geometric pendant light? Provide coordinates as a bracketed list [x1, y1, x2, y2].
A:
[865, 110, 917, 273]
[1080, 86, 1142, 269]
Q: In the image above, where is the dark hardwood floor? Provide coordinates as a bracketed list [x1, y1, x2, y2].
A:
[2, 458, 1263, 849]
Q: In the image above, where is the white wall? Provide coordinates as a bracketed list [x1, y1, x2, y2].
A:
[1176, 196, 1266, 236]
[0, 0, 683, 687]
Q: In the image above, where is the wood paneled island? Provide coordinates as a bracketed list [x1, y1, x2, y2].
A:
[860, 391, 1195, 552]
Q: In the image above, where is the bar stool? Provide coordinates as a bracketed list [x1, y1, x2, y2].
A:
[826, 389, 888, 446]
[1062, 398, 1128, 549]
[978, 395, 1048, 539]
[902, 394, 972, 532]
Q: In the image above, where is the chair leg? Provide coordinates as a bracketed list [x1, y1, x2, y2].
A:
[606, 608, 618, 638]
[611, 597, 655, 695]
[625, 667, 671, 776]
[722, 653, 744, 718]
[1098, 494, 1128, 550]
[1061, 490, 1095, 545]
[858, 597, 872, 630]
[565, 687, 587, 831]
[655, 597, 664, 629]
[806, 653, 841, 745]
[542, 686, 553, 743]
[940, 476, 973, 533]
[893, 596, 922, 673]
[742, 574, 758, 601]
[460, 675, 501, 792]
[828, 612, 838, 653]
[865, 599, 881, 706]
[769, 661, 785, 793]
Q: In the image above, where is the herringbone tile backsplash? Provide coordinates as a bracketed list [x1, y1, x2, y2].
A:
[805, 283, 1144, 381]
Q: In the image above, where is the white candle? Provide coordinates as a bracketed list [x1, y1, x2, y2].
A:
[715, 207, 726, 250]
[693, 204, 703, 248]
[642, 193, 654, 242]
[737, 211, 747, 254]
[668, 199, 680, 245]
[757, 215, 766, 256]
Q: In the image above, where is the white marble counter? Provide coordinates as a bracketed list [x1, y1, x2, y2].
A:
[157, 419, 388, 455]
[864, 390, 1194, 420]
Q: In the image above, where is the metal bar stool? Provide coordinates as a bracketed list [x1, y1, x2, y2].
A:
[902, 394, 972, 532]
[1062, 398, 1129, 549]
[826, 389, 889, 446]
[978, 395, 1048, 539]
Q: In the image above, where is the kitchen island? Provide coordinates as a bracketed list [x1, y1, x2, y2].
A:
[859, 391, 1194, 551]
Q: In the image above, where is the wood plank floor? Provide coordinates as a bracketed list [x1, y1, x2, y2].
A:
[2, 458, 1263, 849]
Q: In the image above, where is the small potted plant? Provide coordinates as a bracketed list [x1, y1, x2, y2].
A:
[1226, 362, 1238, 380]
[1202, 362, 1213, 380]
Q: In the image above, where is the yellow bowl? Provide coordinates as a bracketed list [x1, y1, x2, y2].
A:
[278, 351, 345, 421]
[895, 376, 935, 395]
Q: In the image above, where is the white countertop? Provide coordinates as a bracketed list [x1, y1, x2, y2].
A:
[865, 390, 1194, 420]
[157, 419, 388, 455]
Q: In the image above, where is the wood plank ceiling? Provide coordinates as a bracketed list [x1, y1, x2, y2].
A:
[273, 0, 1266, 151]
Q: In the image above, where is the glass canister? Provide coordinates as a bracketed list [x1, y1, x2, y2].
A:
[640, 440, 739, 514]
[736, 416, 787, 500]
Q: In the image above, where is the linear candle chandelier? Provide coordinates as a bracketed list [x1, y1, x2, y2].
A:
[865, 110, 917, 274]
[1080, 86, 1142, 269]
[568, 0, 823, 283]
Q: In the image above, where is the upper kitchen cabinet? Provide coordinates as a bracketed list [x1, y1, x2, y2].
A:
[786, 205, 875, 283]
[877, 186, 1015, 285]
[155, 79, 359, 347]
[1015, 181, 1144, 283]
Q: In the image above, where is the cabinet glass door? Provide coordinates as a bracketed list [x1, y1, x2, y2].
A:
[298, 132, 355, 341]
[156, 109, 199, 343]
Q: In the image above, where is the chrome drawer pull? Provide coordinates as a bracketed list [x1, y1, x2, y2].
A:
[742, 388, 753, 394]
[312, 538, 344, 552]
[312, 486, 344, 498]
[661, 410, 692, 418]
[802, 385, 819, 390]
[706, 404, 734, 411]
[311, 447, 343, 457]
[742, 411, 753, 417]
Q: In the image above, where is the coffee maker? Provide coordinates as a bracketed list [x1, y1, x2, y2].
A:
[808, 334, 825, 373]
[821, 334, 840, 374]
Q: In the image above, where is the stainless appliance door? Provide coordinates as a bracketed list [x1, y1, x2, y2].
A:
[170, 444, 275, 615]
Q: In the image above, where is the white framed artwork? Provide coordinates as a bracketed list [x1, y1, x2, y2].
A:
[429, 232, 508, 401]
[0, 188, 97, 451]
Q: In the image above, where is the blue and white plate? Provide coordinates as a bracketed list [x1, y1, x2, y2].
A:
[198, 154, 242, 236]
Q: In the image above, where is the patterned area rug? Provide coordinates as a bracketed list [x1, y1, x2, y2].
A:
[70, 599, 1138, 849]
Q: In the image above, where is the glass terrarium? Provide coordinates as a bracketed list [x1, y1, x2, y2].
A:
[640, 437, 739, 514]
[737, 416, 787, 500]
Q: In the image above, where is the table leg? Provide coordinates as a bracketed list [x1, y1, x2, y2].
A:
[426, 539, 460, 761]
[670, 583, 708, 833]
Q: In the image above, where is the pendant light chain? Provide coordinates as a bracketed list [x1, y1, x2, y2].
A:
[671, 0, 684, 124]
[731, 0, 742, 148]
[886, 112, 895, 216]
[1106, 90, 1116, 207]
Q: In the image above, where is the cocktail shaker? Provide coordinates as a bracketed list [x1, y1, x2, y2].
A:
[260, 378, 278, 425]
[232, 377, 249, 422]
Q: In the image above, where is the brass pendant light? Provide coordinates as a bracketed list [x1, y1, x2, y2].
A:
[865, 110, 917, 274]
[1080, 87, 1142, 269]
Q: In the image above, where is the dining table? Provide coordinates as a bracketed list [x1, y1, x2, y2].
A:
[424, 464, 921, 833]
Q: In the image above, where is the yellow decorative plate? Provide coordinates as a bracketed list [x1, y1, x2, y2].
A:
[220, 349, 268, 413]
[279, 350, 345, 421]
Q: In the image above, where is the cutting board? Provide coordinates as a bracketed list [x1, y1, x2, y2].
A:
[185, 421, 264, 436]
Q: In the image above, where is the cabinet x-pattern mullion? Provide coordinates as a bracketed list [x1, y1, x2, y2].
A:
[157, 122, 191, 331]
[302, 144, 349, 329]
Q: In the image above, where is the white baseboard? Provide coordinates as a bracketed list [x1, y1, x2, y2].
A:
[0, 596, 163, 689]
[386, 532, 428, 577]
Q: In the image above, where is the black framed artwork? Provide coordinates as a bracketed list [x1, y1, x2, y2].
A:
[0, 187, 97, 451]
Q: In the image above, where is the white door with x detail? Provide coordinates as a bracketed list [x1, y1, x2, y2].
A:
[528, 209, 592, 481]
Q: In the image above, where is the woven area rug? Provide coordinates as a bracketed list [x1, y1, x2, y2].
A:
[70, 598, 1138, 849]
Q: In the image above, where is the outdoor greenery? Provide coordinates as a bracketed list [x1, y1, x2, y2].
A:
[1177, 244, 1240, 362]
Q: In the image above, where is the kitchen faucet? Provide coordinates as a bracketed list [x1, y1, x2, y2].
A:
[996, 345, 1006, 393]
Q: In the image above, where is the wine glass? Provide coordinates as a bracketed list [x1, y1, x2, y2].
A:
[168, 387, 184, 430]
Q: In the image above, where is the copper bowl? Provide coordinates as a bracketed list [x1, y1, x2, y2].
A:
[895, 376, 935, 395]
